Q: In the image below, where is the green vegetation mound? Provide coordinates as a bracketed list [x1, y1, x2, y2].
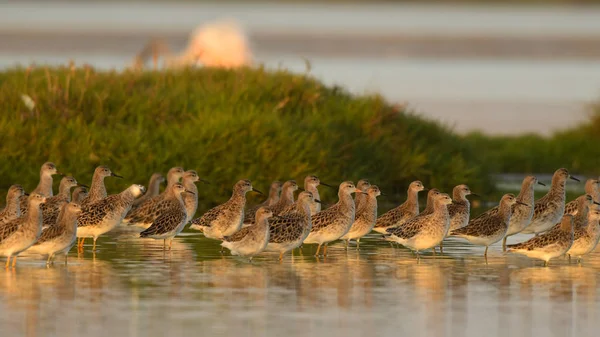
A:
[1, 66, 493, 211]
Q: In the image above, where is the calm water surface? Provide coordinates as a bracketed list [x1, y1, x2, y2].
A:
[1, 229, 599, 337]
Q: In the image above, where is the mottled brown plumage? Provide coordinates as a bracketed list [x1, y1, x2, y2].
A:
[0, 185, 25, 226]
[19, 162, 60, 214]
[385, 193, 452, 255]
[140, 183, 192, 249]
[451, 194, 521, 256]
[244, 181, 282, 224]
[373, 181, 425, 234]
[190, 180, 257, 240]
[266, 191, 316, 259]
[521, 168, 578, 235]
[342, 186, 381, 246]
[80, 166, 123, 209]
[507, 214, 574, 265]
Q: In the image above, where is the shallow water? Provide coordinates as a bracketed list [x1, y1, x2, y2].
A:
[1, 229, 599, 337]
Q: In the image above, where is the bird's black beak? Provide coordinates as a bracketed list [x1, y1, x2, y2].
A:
[320, 182, 335, 189]
[470, 193, 480, 197]
[314, 199, 322, 204]
[298, 187, 305, 192]
[538, 181, 546, 186]
[184, 189, 196, 195]
[111, 173, 124, 179]
[422, 188, 429, 192]
[593, 201, 600, 206]
[24, 193, 30, 196]
[516, 201, 529, 207]
[56, 171, 65, 177]
[77, 183, 89, 188]
[570, 176, 580, 182]
[200, 179, 210, 184]
[252, 188, 264, 195]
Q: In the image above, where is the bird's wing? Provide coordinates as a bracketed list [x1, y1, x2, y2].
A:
[140, 202, 187, 237]
[0, 219, 21, 243]
[191, 204, 224, 228]
[268, 214, 304, 243]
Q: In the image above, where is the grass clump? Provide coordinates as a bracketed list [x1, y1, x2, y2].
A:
[0, 65, 493, 212]
[464, 104, 600, 176]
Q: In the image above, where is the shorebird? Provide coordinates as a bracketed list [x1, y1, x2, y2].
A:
[190, 180, 262, 240]
[265, 191, 318, 260]
[19, 162, 62, 214]
[122, 167, 190, 229]
[163, 167, 185, 190]
[304, 181, 362, 256]
[26, 202, 81, 264]
[80, 166, 123, 209]
[384, 193, 453, 258]
[451, 193, 524, 257]
[244, 181, 282, 224]
[182, 170, 208, 223]
[132, 173, 166, 209]
[221, 207, 274, 261]
[139, 183, 195, 250]
[419, 188, 442, 216]
[354, 179, 371, 212]
[565, 200, 600, 262]
[496, 176, 545, 251]
[447, 185, 474, 232]
[520, 168, 579, 235]
[267, 180, 301, 216]
[0, 193, 46, 268]
[303, 176, 334, 215]
[341, 185, 381, 249]
[564, 178, 600, 215]
[41, 176, 86, 229]
[77, 184, 145, 251]
[72, 186, 88, 204]
[507, 214, 574, 266]
[436, 185, 474, 253]
[373, 181, 426, 234]
[0, 185, 26, 225]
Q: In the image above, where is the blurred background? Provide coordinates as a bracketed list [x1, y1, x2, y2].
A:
[2, 0, 600, 135]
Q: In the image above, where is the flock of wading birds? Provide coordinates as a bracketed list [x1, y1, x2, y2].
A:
[0, 162, 599, 268]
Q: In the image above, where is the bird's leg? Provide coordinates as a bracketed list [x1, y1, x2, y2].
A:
[5, 256, 10, 269]
[440, 241, 444, 254]
[484, 246, 489, 258]
[345, 240, 349, 250]
[163, 239, 166, 251]
[64, 254, 68, 265]
[502, 237, 507, 252]
[432, 247, 437, 256]
[92, 238, 97, 252]
[12, 256, 17, 267]
[169, 239, 173, 251]
[356, 238, 361, 250]
[544, 260, 548, 267]
[315, 244, 322, 257]
[279, 252, 284, 261]
[323, 244, 328, 256]
[46, 254, 52, 265]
